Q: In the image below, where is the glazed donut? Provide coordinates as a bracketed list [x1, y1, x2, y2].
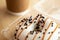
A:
[13, 14, 58, 40]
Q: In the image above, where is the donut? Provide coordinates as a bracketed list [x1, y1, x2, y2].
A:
[13, 14, 58, 40]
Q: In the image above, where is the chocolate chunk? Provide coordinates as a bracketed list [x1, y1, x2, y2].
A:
[21, 28, 23, 30]
[39, 20, 45, 23]
[25, 27, 27, 29]
[48, 32, 50, 34]
[14, 33, 16, 36]
[40, 14, 44, 18]
[37, 30, 41, 32]
[41, 16, 44, 18]
[29, 21, 32, 23]
[37, 14, 40, 17]
[43, 32, 45, 34]
[34, 21, 36, 23]
[21, 20, 24, 22]
[19, 25, 21, 27]
[23, 18, 26, 20]
[41, 25, 43, 27]
[36, 23, 40, 27]
[26, 35, 28, 38]
[41, 19, 45, 23]
[36, 23, 40, 26]
[51, 32, 53, 33]
[40, 30, 42, 32]
[29, 18, 32, 22]
[51, 23, 53, 27]
[24, 22, 27, 26]
[24, 18, 28, 21]
[23, 18, 28, 21]
[38, 14, 40, 16]
[42, 16, 45, 18]
[39, 36, 41, 38]
[30, 16, 32, 18]
[15, 36, 16, 39]
[45, 29, 47, 31]
[36, 23, 38, 26]
[39, 21, 42, 23]
[35, 26, 39, 29]
[36, 31, 38, 34]
[30, 31, 34, 34]
[16, 29, 18, 31]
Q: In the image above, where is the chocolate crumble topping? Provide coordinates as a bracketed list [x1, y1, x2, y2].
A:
[48, 32, 50, 34]
[21, 20, 24, 22]
[51, 23, 53, 27]
[36, 14, 40, 17]
[14, 33, 16, 36]
[29, 21, 32, 23]
[36, 31, 39, 34]
[45, 29, 47, 31]
[24, 22, 27, 26]
[40, 14, 44, 18]
[30, 16, 32, 18]
[25, 27, 27, 29]
[34, 21, 36, 23]
[16, 29, 18, 32]
[35, 26, 39, 29]
[51, 31, 53, 33]
[15, 36, 16, 39]
[26, 35, 28, 38]
[40, 30, 42, 32]
[21, 28, 23, 30]
[43, 32, 45, 34]
[39, 36, 41, 38]
[30, 31, 34, 34]
[19, 25, 21, 27]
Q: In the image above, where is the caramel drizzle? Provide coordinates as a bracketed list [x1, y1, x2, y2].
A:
[17, 15, 40, 38]
[47, 25, 58, 40]
[25, 32, 30, 40]
[33, 32, 39, 40]
[32, 17, 48, 40]
[33, 32, 40, 40]
[16, 21, 26, 38]
[41, 21, 53, 40]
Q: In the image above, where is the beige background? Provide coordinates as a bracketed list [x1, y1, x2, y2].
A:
[0, 0, 60, 40]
